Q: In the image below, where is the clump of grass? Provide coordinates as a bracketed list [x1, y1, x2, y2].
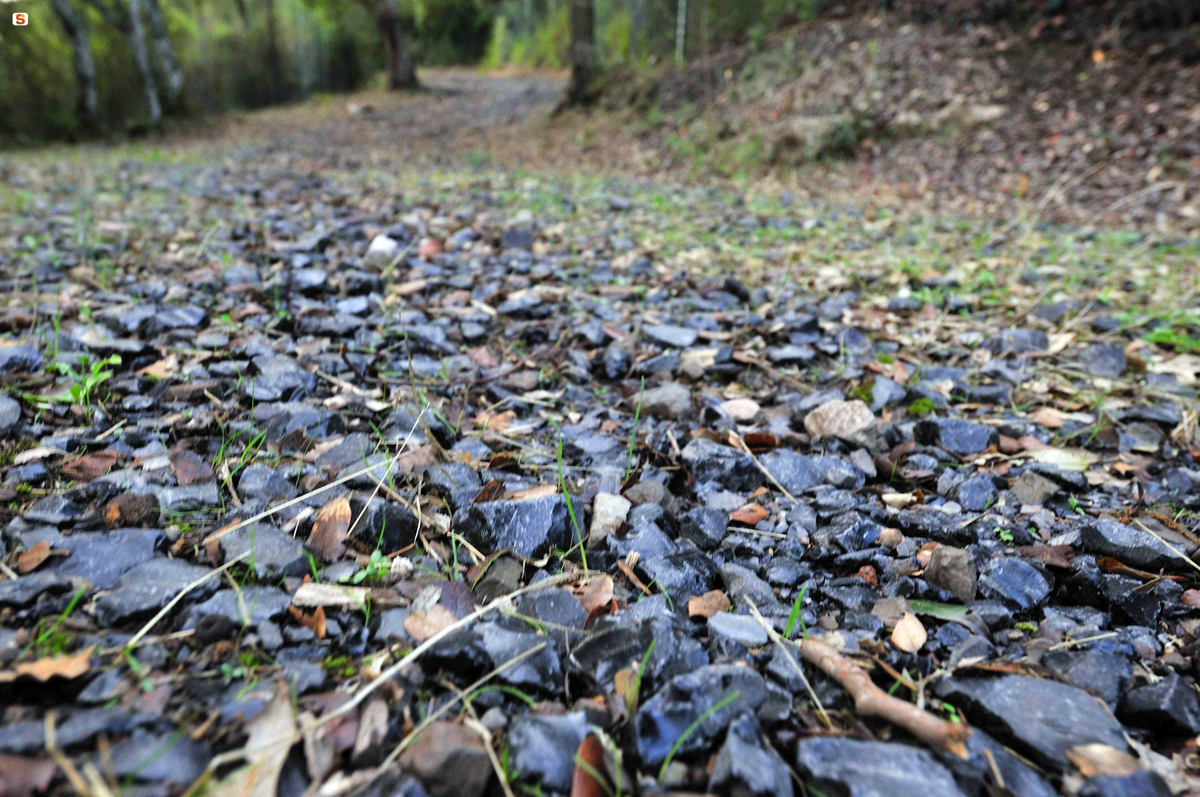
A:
[552, 423, 587, 571]
[784, 583, 809, 640]
[626, 638, 657, 714]
[623, 377, 645, 482]
[25, 586, 86, 658]
[906, 397, 937, 417]
[657, 690, 741, 781]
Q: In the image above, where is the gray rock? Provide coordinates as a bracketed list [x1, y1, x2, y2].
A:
[1042, 649, 1131, 710]
[924, 545, 977, 602]
[475, 623, 563, 689]
[707, 612, 769, 647]
[108, 730, 211, 784]
[0, 707, 132, 754]
[760, 449, 824, 494]
[982, 329, 1048, 355]
[1012, 471, 1059, 506]
[796, 737, 967, 797]
[871, 376, 907, 412]
[23, 493, 87, 526]
[18, 527, 163, 590]
[1081, 518, 1177, 571]
[640, 382, 693, 418]
[1078, 771, 1172, 797]
[978, 557, 1052, 610]
[952, 474, 998, 511]
[768, 344, 816, 364]
[453, 495, 573, 558]
[188, 586, 291, 629]
[0, 572, 78, 607]
[636, 664, 770, 766]
[1078, 343, 1126, 379]
[644, 324, 698, 348]
[1118, 672, 1200, 735]
[94, 558, 217, 626]
[640, 548, 721, 606]
[914, 419, 998, 457]
[682, 437, 762, 491]
[0, 395, 20, 435]
[220, 524, 309, 579]
[709, 712, 793, 797]
[237, 464, 299, 503]
[506, 713, 590, 793]
[935, 675, 1129, 769]
[0, 345, 43, 374]
[679, 506, 729, 550]
[941, 728, 1057, 797]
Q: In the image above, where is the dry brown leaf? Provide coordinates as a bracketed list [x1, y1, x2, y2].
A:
[476, 410, 514, 430]
[570, 735, 610, 797]
[211, 679, 297, 797]
[59, 449, 119, 483]
[1047, 332, 1076, 355]
[404, 604, 457, 643]
[890, 613, 927, 653]
[473, 479, 508, 504]
[352, 697, 389, 764]
[308, 497, 351, 562]
[509, 483, 558, 501]
[0, 646, 94, 684]
[1182, 589, 1200, 608]
[104, 493, 158, 528]
[13, 447, 62, 466]
[16, 541, 51, 574]
[137, 355, 179, 380]
[1029, 407, 1067, 428]
[729, 504, 768, 525]
[1066, 744, 1140, 777]
[395, 279, 429, 295]
[0, 754, 56, 797]
[687, 590, 732, 619]
[574, 575, 614, 614]
[291, 582, 369, 609]
[882, 492, 919, 508]
[170, 447, 214, 486]
[288, 605, 327, 639]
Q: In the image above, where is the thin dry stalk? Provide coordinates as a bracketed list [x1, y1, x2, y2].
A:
[123, 552, 249, 651]
[318, 571, 584, 727]
[745, 599, 832, 729]
[1133, 520, 1200, 573]
[734, 434, 797, 504]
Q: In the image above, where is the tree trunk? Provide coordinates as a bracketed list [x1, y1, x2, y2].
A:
[49, 0, 100, 132]
[560, 0, 597, 109]
[126, 0, 163, 126]
[143, 0, 184, 107]
[674, 0, 688, 66]
[377, 3, 418, 90]
[84, 0, 162, 127]
[264, 0, 283, 102]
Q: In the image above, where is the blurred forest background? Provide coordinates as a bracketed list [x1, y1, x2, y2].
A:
[0, 0, 1197, 144]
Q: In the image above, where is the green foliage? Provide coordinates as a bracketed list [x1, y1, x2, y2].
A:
[342, 548, 391, 585]
[907, 397, 937, 417]
[785, 583, 809, 639]
[47, 353, 121, 411]
[658, 690, 741, 780]
[1146, 326, 1200, 353]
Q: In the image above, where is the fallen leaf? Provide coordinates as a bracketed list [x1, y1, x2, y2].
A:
[509, 483, 559, 501]
[1016, 545, 1075, 569]
[291, 582, 369, 609]
[477, 410, 514, 430]
[906, 599, 969, 622]
[574, 575, 614, 614]
[417, 237, 443, 259]
[467, 346, 499, 368]
[1183, 589, 1200, 608]
[395, 278, 429, 295]
[0, 646, 95, 684]
[473, 479, 508, 504]
[404, 603, 457, 643]
[729, 504, 768, 525]
[1026, 448, 1097, 471]
[890, 612, 927, 653]
[13, 447, 63, 466]
[170, 447, 214, 486]
[1091, 49, 1106, 64]
[687, 590, 731, 618]
[308, 497, 351, 562]
[0, 755, 56, 797]
[16, 541, 51, 574]
[719, 397, 761, 422]
[742, 432, 778, 453]
[1047, 332, 1076, 355]
[352, 697, 389, 764]
[1028, 407, 1067, 428]
[570, 734, 610, 797]
[288, 605, 327, 639]
[882, 491, 919, 508]
[856, 565, 878, 587]
[137, 355, 179, 380]
[59, 449, 119, 483]
[1066, 744, 1140, 777]
[211, 679, 297, 796]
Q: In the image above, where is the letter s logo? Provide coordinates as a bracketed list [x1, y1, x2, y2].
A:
[13, 12, 29, 25]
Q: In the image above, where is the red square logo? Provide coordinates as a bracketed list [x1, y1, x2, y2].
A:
[13, 13, 29, 26]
